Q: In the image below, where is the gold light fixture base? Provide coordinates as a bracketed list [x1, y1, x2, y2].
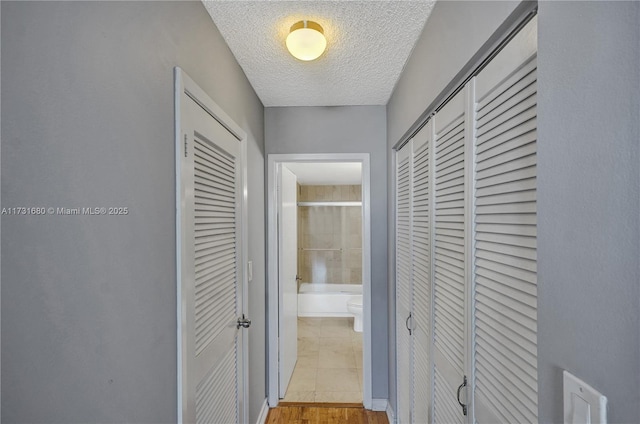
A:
[286, 20, 327, 61]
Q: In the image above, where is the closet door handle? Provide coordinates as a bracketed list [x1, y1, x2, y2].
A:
[456, 375, 468, 416]
[405, 312, 412, 336]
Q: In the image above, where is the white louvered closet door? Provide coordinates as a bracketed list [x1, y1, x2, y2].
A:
[177, 70, 246, 424]
[410, 121, 433, 424]
[472, 17, 538, 424]
[396, 142, 413, 424]
[432, 90, 469, 424]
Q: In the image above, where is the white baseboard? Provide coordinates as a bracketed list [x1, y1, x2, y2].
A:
[256, 398, 270, 424]
[386, 402, 396, 424]
[296, 312, 353, 318]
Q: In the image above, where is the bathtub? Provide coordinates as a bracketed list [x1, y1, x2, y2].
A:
[297, 283, 363, 317]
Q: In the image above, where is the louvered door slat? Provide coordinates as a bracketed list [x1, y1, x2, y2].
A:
[476, 321, 536, 364]
[435, 279, 464, 310]
[436, 176, 465, 193]
[476, 99, 536, 142]
[195, 287, 234, 327]
[474, 47, 538, 422]
[476, 275, 536, 308]
[195, 239, 234, 257]
[194, 242, 235, 263]
[475, 348, 535, 389]
[196, 347, 237, 424]
[476, 350, 536, 404]
[476, 266, 536, 295]
[438, 139, 465, 166]
[475, 164, 536, 190]
[475, 141, 536, 172]
[434, 368, 464, 424]
[194, 224, 234, 238]
[435, 251, 464, 272]
[193, 189, 235, 205]
[195, 267, 234, 298]
[475, 178, 537, 198]
[194, 155, 234, 182]
[476, 376, 532, 423]
[192, 129, 239, 360]
[477, 340, 537, 387]
[194, 201, 235, 214]
[477, 81, 536, 126]
[192, 171, 234, 195]
[476, 221, 536, 236]
[475, 212, 536, 225]
[477, 58, 537, 118]
[195, 274, 235, 311]
[195, 263, 235, 290]
[194, 166, 235, 188]
[195, 234, 235, 251]
[194, 140, 234, 170]
[476, 250, 536, 273]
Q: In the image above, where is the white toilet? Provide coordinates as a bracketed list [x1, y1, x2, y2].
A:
[347, 295, 363, 333]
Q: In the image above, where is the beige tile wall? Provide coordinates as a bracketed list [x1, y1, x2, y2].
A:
[297, 185, 362, 284]
[298, 185, 362, 202]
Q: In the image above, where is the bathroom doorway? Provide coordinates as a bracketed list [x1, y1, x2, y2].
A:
[267, 154, 372, 408]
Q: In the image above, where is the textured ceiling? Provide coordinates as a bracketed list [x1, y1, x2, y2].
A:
[202, 1, 436, 107]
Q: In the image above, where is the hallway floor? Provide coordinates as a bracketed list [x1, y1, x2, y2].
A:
[266, 404, 388, 424]
[283, 317, 363, 403]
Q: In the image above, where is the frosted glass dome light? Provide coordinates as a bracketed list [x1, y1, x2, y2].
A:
[286, 20, 327, 61]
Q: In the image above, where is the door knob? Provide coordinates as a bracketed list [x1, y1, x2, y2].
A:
[237, 314, 251, 329]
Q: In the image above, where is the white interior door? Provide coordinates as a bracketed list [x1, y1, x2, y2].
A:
[432, 90, 469, 424]
[472, 16, 538, 424]
[397, 121, 435, 424]
[278, 165, 298, 398]
[411, 120, 434, 424]
[396, 144, 413, 423]
[176, 68, 247, 424]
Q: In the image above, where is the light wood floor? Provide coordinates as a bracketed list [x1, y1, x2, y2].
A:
[265, 403, 389, 424]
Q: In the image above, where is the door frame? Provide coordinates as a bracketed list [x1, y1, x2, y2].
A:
[175, 67, 249, 423]
[266, 153, 373, 408]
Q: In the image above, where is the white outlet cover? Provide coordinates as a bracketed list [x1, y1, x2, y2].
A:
[563, 370, 607, 424]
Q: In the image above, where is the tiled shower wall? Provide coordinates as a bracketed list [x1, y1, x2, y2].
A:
[298, 185, 362, 284]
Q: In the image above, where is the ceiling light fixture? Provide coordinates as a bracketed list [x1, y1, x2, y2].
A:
[286, 20, 327, 61]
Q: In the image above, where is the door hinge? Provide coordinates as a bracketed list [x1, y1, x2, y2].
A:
[184, 134, 188, 158]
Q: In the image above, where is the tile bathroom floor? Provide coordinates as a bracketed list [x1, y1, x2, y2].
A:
[283, 317, 363, 403]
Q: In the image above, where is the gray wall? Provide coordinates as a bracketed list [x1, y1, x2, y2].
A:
[385, 0, 519, 413]
[386, 0, 520, 147]
[537, 1, 640, 422]
[264, 106, 389, 400]
[1, 2, 266, 423]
